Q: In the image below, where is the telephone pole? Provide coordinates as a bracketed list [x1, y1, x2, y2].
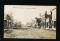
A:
[45, 11, 47, 28]
[40, 13, 41, 28]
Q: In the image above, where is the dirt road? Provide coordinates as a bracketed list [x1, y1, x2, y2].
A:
[4, 27, 56, 39]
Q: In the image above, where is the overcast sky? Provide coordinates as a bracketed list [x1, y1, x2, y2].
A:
[4, 5, 56, 24]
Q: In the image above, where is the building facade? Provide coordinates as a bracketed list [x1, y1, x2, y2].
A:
[4, 14, 13, 29]
[45, 11, 52, 29]
[45, 8, 56, 30]
[52, 8, 56, 28]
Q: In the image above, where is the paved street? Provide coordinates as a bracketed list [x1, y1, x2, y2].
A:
[4, 27, 56, 39]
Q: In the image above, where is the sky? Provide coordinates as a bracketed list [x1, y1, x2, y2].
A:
[4, 5, 56, 24]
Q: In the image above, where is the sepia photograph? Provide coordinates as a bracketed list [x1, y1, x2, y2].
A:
[4, 5, 56, 39]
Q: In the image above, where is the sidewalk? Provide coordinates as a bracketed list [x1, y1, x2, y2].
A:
[45, 28, 56, 31]
[41, 27, 56, 31]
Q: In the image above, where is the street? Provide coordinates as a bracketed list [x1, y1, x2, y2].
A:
[4, 27, 56, 39]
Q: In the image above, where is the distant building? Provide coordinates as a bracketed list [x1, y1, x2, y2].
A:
[26, 22, 32, 27]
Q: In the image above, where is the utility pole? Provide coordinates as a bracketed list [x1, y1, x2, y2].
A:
[45, 11, 47, 28]
[49, 11, 52, 29]
[40, 13, 41, 28]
